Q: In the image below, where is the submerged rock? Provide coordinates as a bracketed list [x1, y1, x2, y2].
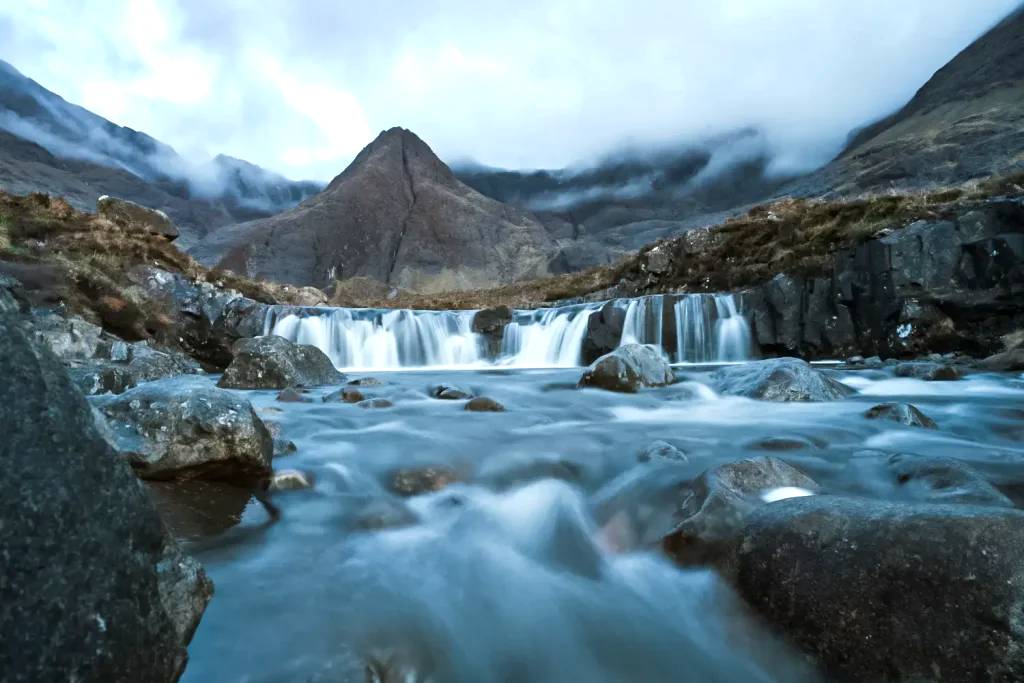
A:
[465, 396, 505, 412]
[713, 357, 854, 401]
[663, 457, 818, 566]
[276, 387, 312, 403]
[324, 386, 365, 403]
[267, 469, 314, 492]
[577, 343, 674, 393]
[357, 398, 394, 409]
[729, 496, 1024, 681]
[637, 440, 688, 463]
[865, 402, 937, 428]
[894, 361, 964, 381]
[390, 466, 462, 496]
[218, 335, 343, 389]
[431, 384, 473, 400]
[96, 380, 273, 484]
[888, 453, 1013, 507]
[0, 312, 210, 681]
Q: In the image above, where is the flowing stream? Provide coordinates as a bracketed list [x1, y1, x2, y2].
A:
[265, 293, 754, 371]
[168, 362, 1024, 683]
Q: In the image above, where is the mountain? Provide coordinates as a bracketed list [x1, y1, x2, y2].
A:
[456, 129, 794, 269]
[0, 59, 321, 247]
[193, 128, 558, 292]
[793, 7, 1024, 196]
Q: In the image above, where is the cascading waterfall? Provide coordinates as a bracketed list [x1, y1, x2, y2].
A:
[266, 293, 754, 371]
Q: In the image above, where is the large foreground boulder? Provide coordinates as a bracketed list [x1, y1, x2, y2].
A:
[730, 496, 1024, 681]
[96, 380, 273, 484]
[218, 335, 343, 389]
[0, 314, 211, 682]
[713, 357, 854, 401]
[577, 343, 674, 393]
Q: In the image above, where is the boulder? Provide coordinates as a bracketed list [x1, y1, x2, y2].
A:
[577, 343, 674, 393]
[29, 312, 103, 360]
[97, 195, 179, 240]
[580, 301, 627, 364]
[96, 380, 273, 484]
[267, 469, 314, 492]
[637, 440, 688, 463]
[66, 344, 203, 396]
[864, 402, 937, 428]
[729, 496, 1024, 681]
[894, 361, 964, 381]
[218, 335, 342, 389]
[69, 363, 137, 395]
[888, 453, 1014, 507]
[663, 457, 817, 566]
[465, 396, 505, 412]
[713, 357, 854, 401]
[276, 387, 312, 403]
[431, 384, 473, 400]
[0, 313, 210, 681]
[324, 386, 365, 403]
[978, 349, 1024, 372]
[390, 466, 462, 496]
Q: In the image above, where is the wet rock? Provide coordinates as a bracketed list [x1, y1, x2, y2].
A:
[267, 469, 314, 492]
[729, 496, 1024, 682]
[978, 349, 1024, 372]
[353, 498, 418, 531]
[581, 301, 627, 364]
[0, 273, 30, 315]
[67, 343, 203, 396]
[123, 343, 202, 382]
[894, 361, 964, 381]
[348, 376, 384, 387]
[390, 466, 461, 496]
[261, 420, 297, 458]
[357, 398, 394, 409]
[865, 402, 937, 428]
[0, 311, 210, 681]
[747, 436, 818, 451]
[637, 440, 688, 463]
[888, 453, 1013, 507]
[431, 384, 473, 400]
[69, 363, 137, 395]
[324, 386, 365, 403]
[29, 312, 103, 360]
[472, 305, 513, 356]
[713, 357, 854, 401]
[218, 335, 343, 389]
[465, 396, 505, 412]
[479, 456, 584, 491]
[97, 195, 179, 240]
[96, 380, 273, 484]
[577, 343, 674, 393]
[276, 387, 312, 403]
[663, 457, 817, 566]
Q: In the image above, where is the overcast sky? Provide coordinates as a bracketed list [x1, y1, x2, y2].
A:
[0, 0, 1018, 181]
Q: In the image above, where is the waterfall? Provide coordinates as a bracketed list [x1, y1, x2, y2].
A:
[266, 293, 753, 371]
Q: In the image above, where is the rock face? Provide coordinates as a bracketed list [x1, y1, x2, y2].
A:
[96, 380, 274, 484]
[663, 457, 817, 565]
[193, 128, 557, 293]
[97, 195, 179, 240]
[713, 357, 854, 401]
[218, 335, 342, 389]
[0, 313, 211, 682]
[739, 197, 1024, 359]
[730, 496, 1024, 682]
[577, 343, 674, 393]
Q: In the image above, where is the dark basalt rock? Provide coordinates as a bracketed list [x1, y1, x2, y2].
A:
[218, 335, 342, 389]
[865, 402, 937, 428]
[713, 357, 854, 401]
[431, 384, 473, 400]
[472, 305, 513, 356]
[465, 396, 505, 412]
[887, 453, 1014, 507]
[0, 312, 211, 682]
[96, 380, 274, 484]
[663, 457, 817, 566]
[729, 496, 1024, 682]
[894, 361, 964, 381]
[581, 301, 627, 365]
[578, 343, 674, 393]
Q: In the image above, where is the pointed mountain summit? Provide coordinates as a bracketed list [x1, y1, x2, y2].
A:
[193, 128, 557, 292]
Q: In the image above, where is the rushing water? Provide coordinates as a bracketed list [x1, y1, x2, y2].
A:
[169, 363, 1024, 682]
[265, 293, 755, 371]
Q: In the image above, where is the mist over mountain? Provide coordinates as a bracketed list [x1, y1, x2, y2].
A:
[0, 59, 321, 245]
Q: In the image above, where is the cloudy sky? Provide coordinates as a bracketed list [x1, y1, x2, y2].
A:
[0, 0, 1018, 181]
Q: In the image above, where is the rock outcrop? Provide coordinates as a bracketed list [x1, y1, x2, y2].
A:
[729, 496, 1024, 681]
[0, 311, 211, 682]
[194, 128, 558, 293]
[97, 195, 179, 240]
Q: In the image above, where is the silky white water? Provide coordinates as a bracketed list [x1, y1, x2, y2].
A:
[266, 293, 755, 370]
